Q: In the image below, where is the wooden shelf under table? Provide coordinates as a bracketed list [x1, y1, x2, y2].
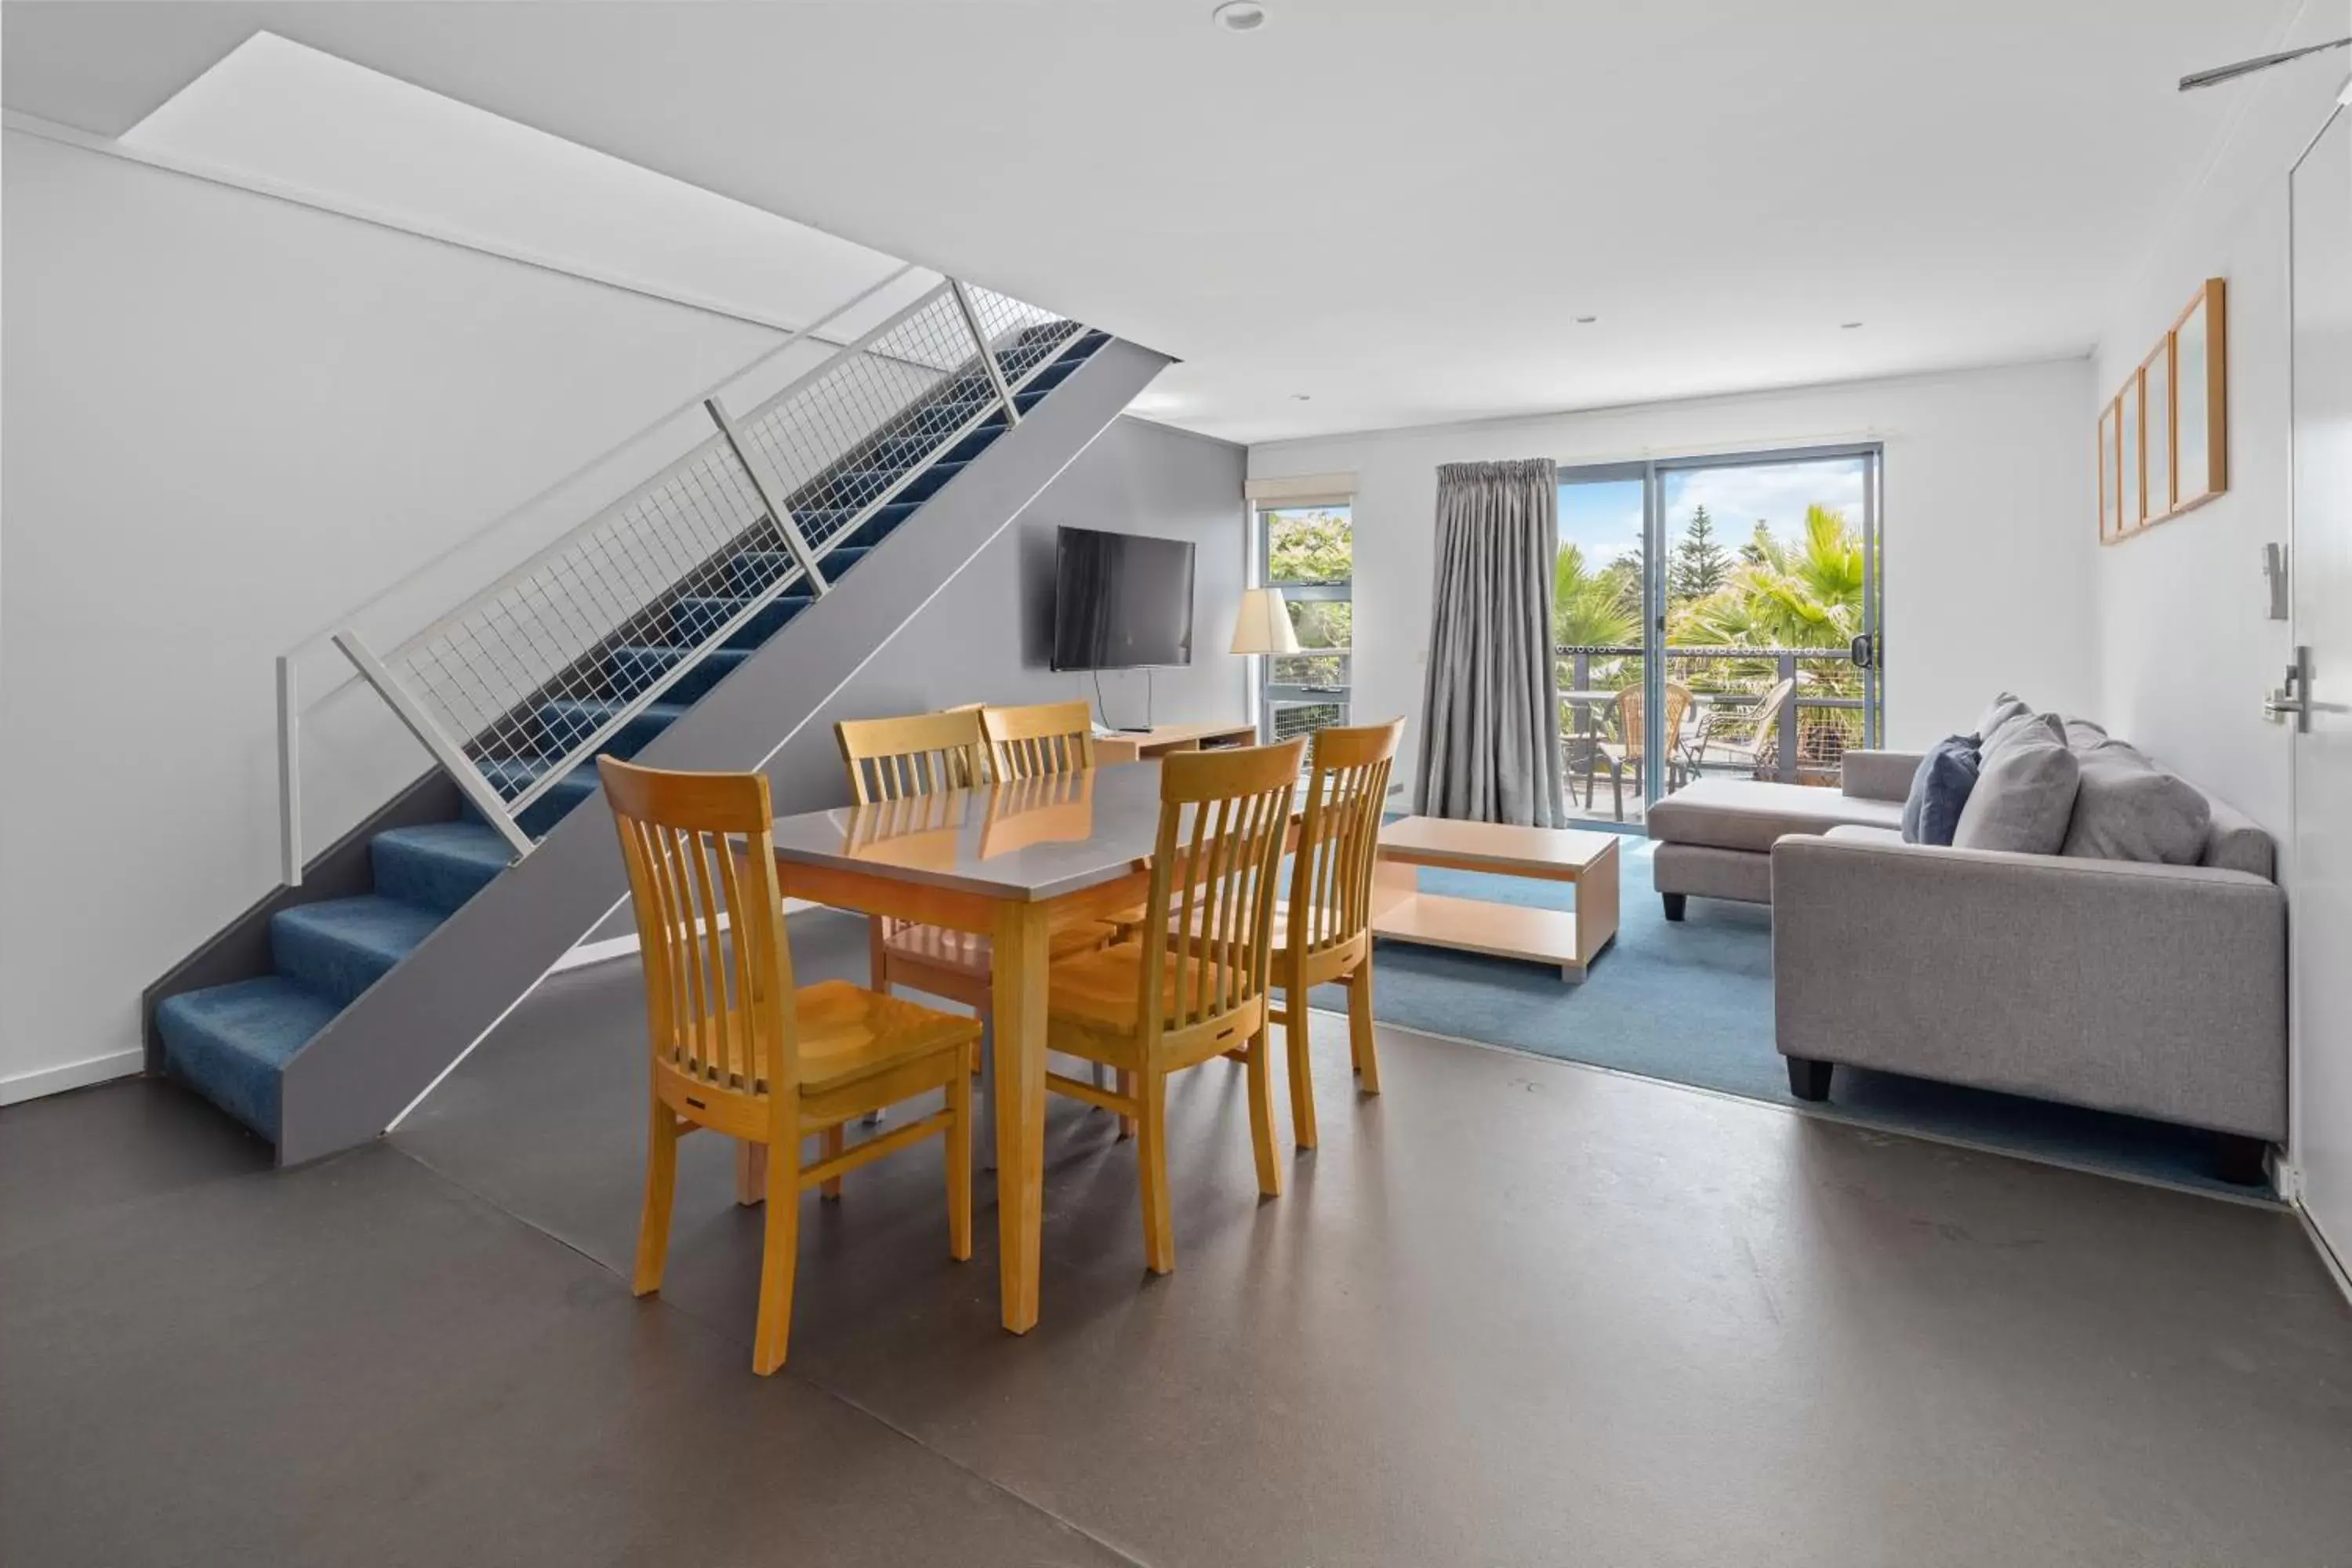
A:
[1369, 817, 1621, 982]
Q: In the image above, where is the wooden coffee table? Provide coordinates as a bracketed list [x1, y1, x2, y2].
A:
[1370, 816, 1621, 981]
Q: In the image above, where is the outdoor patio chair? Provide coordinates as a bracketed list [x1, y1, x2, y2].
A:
[1583, 681, 1693, 820]
[1681, 677, 1795, 782]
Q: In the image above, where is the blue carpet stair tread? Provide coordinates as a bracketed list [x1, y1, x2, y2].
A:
[370, 822, 514, 914]
[604, 645, 747, 703]
[271, 895, 450, 1009]
[534, 699, 688, 760]
[156, 977, 342, 1143]
[155, 321, 1109, 1143]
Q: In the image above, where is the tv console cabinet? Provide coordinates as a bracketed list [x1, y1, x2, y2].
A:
[1092, 721, 1258, 766]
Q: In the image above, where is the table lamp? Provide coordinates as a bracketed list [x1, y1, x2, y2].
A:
[1231, 587, 1301, 661]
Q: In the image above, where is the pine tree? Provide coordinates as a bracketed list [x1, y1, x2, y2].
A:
[1668, 506, 1730, 602]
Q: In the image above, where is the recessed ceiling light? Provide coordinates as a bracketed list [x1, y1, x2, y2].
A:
[1573, 316, 1598, 325]
[1213, 2, 1269, 33]
[1840, 321, 1865, 330]
[1290, 393, 1312, 401]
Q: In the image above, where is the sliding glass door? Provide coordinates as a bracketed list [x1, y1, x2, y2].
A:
[1555, 445, 1882, 824]
[1555, 465, 1650, 821]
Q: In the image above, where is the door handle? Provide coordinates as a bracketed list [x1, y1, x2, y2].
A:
[2264, 646, 2314, 733]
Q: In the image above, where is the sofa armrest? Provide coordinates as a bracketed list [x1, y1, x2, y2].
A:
[1770, 835, 2285, 1139]
[1840, 750, 1922, 802]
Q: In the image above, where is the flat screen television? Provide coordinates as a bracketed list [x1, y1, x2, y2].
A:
[1050, 526, 1196, 671]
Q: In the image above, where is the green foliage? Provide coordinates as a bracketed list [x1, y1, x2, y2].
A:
[1265, 508, 1352, 584]
[1675, 503, 1864, 651]
[1553, 543, 1640, 649]
[1667, 506, 1731, 602]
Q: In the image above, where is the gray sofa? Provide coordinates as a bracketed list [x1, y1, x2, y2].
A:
[1651, 745, 2287, 1181]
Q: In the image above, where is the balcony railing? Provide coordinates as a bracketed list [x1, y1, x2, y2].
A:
[1555, 644, 1868, 798]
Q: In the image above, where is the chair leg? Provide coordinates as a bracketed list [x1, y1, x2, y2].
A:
[978, 1019, 998, 1171]
[1116, 1070, 1137, 1140]
[1245, 1029, 1283, 1198]
[819, 1124, 845, 1200]
[1136, 1069, 1174, 1276]
[634, 1103, 681, 1297]
[734, 1139, 768, 1207]
[1349, 957, 1381, 1097]
[946, 1065, 974, 1260]
[860, 923, 891, 1128]
[750, 1134, 800, 1376]
[1287, 993, 1319, 1152]
[1611, 760, 1624, 822]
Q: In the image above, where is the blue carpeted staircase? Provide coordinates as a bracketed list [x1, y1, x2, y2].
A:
[157, 325, 1109, 1145]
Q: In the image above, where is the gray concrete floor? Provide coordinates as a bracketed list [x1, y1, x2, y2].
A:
[5, 910, 2350, 1567]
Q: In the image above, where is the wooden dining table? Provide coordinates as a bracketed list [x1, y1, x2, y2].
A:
[767, 760, 1173, 1334]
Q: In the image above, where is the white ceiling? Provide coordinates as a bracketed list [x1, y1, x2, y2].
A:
[2, 1, 2314, 445]
[115, 32, 943, 342]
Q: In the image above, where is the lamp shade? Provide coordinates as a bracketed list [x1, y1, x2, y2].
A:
[1230, 588, 1301, 655]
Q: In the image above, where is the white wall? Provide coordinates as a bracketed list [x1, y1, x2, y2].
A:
[0, 128, 836, 1101]
[2088, 32, 2346, 844]
[1247, 360, 2097, 785]
[2085, 16, 2347, 1222]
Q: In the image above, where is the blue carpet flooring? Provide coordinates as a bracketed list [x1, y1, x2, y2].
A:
[1323, 835, 2268, 1200]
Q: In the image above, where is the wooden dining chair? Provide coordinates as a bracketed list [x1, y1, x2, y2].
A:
[979, 699, 1096, 780]
[836, 709, 1116, 1156]
[1270, 719, 1403, 1149]
[598, 756, 979, 1376]
[1037, 738, 1305, 1273]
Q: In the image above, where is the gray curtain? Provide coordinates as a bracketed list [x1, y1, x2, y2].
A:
[1413, 459, 1565, 826]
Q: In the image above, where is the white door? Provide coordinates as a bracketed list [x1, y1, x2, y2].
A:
[2291, 107, 2352, 1261]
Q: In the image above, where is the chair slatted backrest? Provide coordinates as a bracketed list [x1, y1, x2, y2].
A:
[1613, 681, 1695, 759]
[598, 757, 796, 1119]
[1744, 677, 1796, 757]
[836, 710, 986, 804]
[1289, 720, 1404, 958]
[980, 700, 1096, 780]
[1139, 739, 1306, 1039]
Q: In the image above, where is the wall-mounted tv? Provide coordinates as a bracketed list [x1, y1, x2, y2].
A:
[1050, 526, 1196, 671]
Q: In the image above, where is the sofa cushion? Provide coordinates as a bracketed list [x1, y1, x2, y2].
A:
[1983, 710, 2064, 760]
[1952, 725, 2081, 854]
[1973, 692, 2030, 741]
[2201, 797, 2276, 880]
[2059, 715, 2110, 750]
[2060, 741, 2212, 866]
[1648, 778, 1905, 855]
[1900, 735, 1981, 846]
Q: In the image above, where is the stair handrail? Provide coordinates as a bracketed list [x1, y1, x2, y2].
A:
[278, 272, 1083, 882]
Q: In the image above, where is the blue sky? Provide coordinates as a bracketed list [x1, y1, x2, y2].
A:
[1559, 457, 1869, 569]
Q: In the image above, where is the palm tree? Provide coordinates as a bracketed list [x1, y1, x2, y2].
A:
[1675, 504, 1867, 766]
[1676, 504, 1863, 650]
[1554, 543, 1639, 648]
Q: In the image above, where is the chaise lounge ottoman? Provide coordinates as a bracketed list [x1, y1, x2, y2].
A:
[1643, 751, 1916, 916]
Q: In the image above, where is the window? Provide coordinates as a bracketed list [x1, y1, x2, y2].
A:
[1255, 503, 1353, 743]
